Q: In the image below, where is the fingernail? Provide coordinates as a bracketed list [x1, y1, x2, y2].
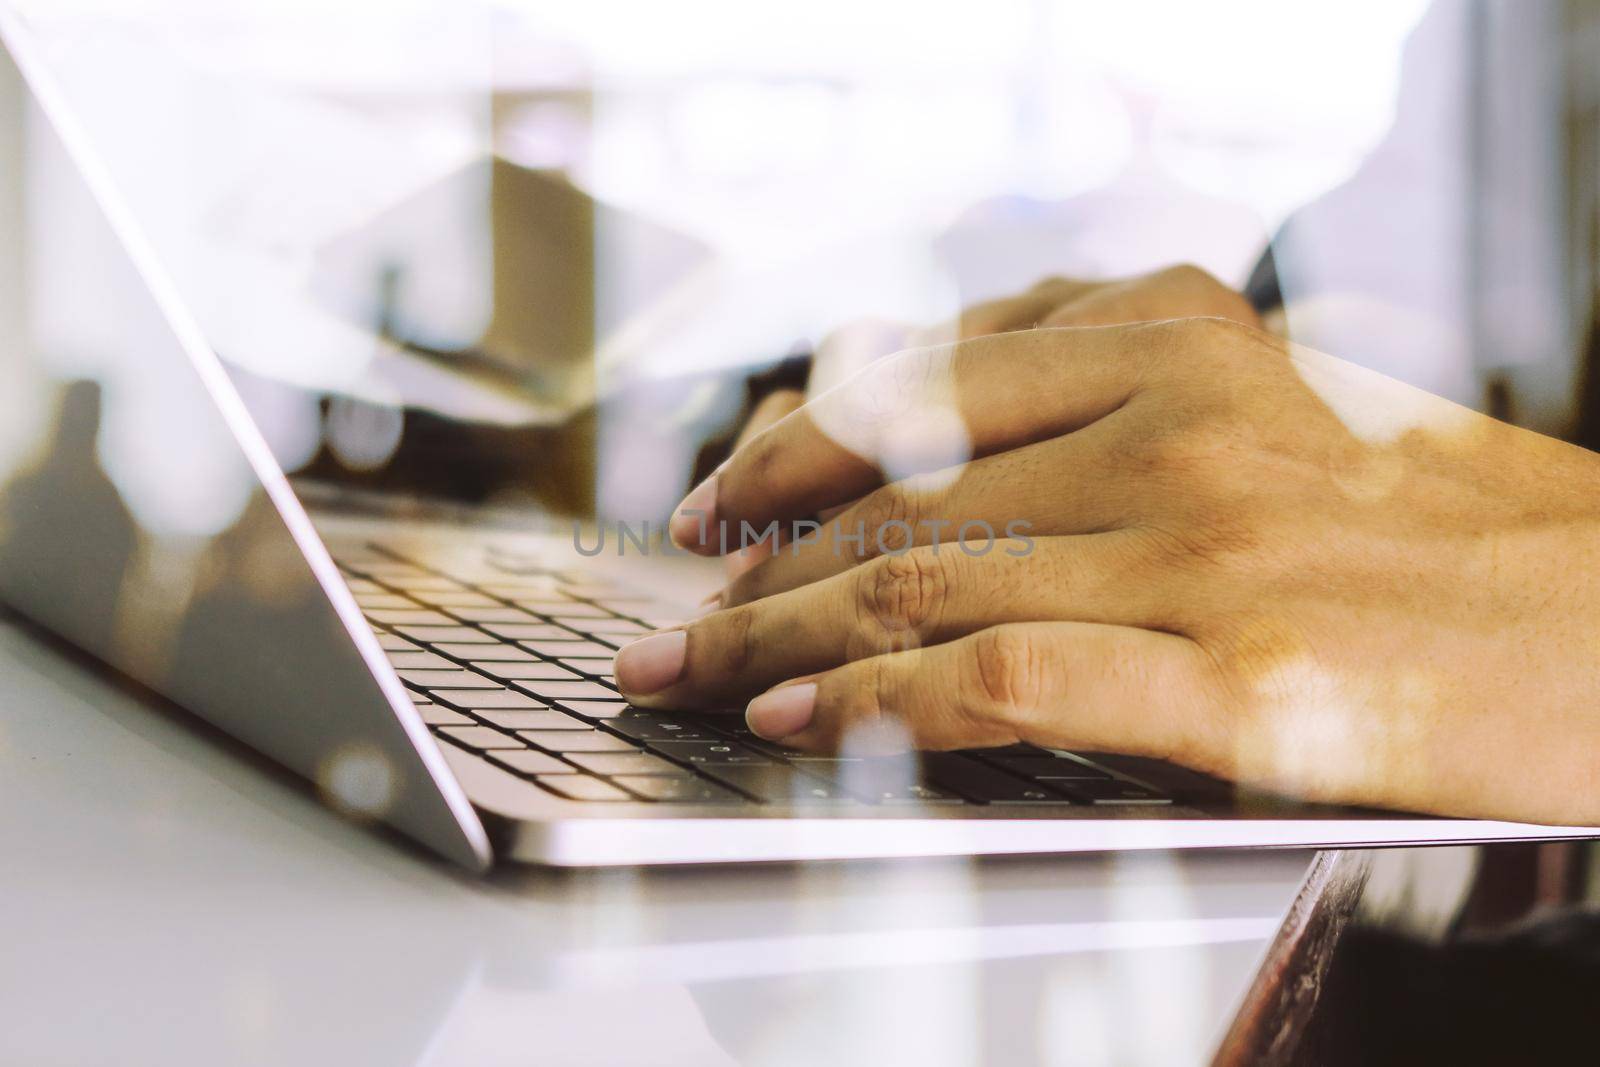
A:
[746, 682, 817, 740]
[669, 476, 717, 550]
[692, 592, 722, 618]
[615, 630, 688, 695]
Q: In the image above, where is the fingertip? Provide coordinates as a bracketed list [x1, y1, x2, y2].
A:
[614, 629, 688, 697]
[746, 681, 818, 740]
[668, 475, 719, 552]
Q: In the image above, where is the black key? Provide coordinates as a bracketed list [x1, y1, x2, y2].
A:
[449, 606, 543, 624]
[408, 590, 497, 608]
[512, 679, 619, 701]
[700, 764, 852, 804]
[577, 590, 657, 604]
[470, 660, 583, 682]
[519, 731, 636, 753]
[714, 721, 818, 758]
[987, 755, 1112, 781]
[536, 775, 631, 801]
[572, 618, 650, 635]
[483, 624, 573, 641]
[438, 726, 524, 750]
[387, 651, 454, 670]
[395, 625, 496, 644]
[798, 757, 963, 804]
[1058, 780, 1172, 805]
[358, 562, 429, 579]
[429, 689, 545, 710]
[480, 584, 570, 601]
[556, 700, 632, 720]
[376, 633, 421, 652]
[874, 783, 965, 805]
[418, 705, 473, 726]
[499, 595, 582, 610]
[382, 574, 465, 592]
[355, 593, 418, 610]
[565, 752, 686, 776]
[921, 753, 1078, 805]
[397, 669, 503, 690]
[649, 740, 771, 766]
[438, 643, 534, 662]
[615, 776, 742, 803]
[560, 584, 633, 598]
[366, 609, 455, 625]
[539, 603, 611, 618]
[520, 640, 615, 660]
[476, 709, 587, 730]
[606, 714, 722, 742]
[489, 750, 575, 776]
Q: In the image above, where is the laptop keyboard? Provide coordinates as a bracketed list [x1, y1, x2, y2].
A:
[333, 542, 1172, 810]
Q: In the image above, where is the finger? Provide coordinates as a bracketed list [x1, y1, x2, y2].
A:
[668, 323, 1163, 554]
[725, 389, 805, 579]
[616, 533, 1183, 710]
[721, 423, 1135, 606]
[743, 622, 1219, 762]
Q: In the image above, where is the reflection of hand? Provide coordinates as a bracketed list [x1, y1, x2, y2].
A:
[619, 316, 1600, 825]
[931, 264, 1260, 340]
[719, 265, 1258, 581]
[807, 264, 1260, 397]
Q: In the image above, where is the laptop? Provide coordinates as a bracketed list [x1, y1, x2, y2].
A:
[0, 16, 1591, 871]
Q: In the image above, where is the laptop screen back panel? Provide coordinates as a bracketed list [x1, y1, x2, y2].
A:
[0, 19, 490, 871]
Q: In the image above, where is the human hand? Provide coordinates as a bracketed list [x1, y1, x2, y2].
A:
[620, 317, 1600, 825]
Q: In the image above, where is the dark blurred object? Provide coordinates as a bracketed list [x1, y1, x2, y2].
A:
[1570, 307, 1600, 452]
[1243, 242, 1284, 316]
[300, 155, 712, 514]
[1296, 908, 1600, 1065]
[688, 351, 813, 488]
[297, 400, 596, 515]
[1216, 842, 1598, 1066]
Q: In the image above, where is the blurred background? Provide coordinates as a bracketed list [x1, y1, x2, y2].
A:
[5, 0, 1600, 527]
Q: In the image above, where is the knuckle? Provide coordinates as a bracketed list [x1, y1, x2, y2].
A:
[852, 484, 919, 559]
[1156, 262, 1216, 290]
[959, 304, 1010, 336]
[709, 603, 757, 678]
[1179, 316, 1273, 370]
[963, 628, 1048, 718]
[857, 548, 951, 635]
[1155, 264, 1261, 327]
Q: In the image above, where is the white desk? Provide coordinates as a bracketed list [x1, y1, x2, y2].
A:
[0, 615, 1310, 1066]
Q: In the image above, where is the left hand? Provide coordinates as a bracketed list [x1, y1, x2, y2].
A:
[613, 317, 1600, 825]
